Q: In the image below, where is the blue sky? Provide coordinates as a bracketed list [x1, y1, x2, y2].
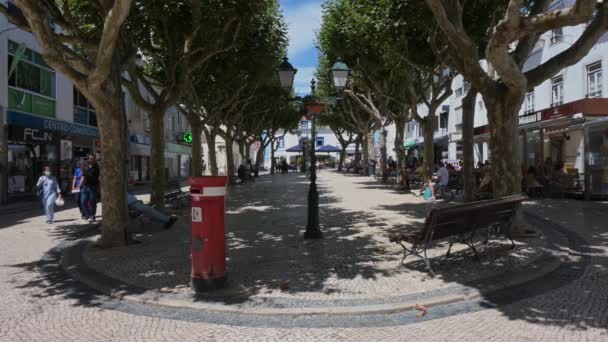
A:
[279, 0, 324, 95]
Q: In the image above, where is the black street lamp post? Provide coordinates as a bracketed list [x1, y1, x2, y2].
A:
[277, 58, 350, 240]
[302, 79, 325, 239]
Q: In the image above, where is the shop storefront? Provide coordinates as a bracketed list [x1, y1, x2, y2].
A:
[585, 118, 608, 198]
[128, 134, 151, 184]
[165, 142, 192, 179]
[518, 98, 608, 197]
[5, 111, 99, 199]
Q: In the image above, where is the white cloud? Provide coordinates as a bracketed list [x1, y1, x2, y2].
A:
[283, 2, 322, 58]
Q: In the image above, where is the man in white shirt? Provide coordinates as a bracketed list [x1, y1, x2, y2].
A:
[437, 162, 449, 187]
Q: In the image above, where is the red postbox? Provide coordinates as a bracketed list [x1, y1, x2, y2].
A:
[189, 176, 228, 292]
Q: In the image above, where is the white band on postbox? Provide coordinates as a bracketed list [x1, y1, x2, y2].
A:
[203, 187, 227, 197]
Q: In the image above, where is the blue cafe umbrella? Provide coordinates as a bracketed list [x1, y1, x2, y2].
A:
[285, 144, 304, 152]
[316, 145, 341, 153]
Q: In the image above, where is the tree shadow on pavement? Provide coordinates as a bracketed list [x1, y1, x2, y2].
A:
[377, 197, 608, 332]
[6, 172, 608, 333]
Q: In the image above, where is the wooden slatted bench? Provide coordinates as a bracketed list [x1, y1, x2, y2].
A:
[389, 195, 528, 276]
[163, 179, 188, 209]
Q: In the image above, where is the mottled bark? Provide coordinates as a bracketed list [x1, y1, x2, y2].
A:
[95, 102, 128, 248]
[338, 147, 347, 171]
[191, 121, 203, 177]
[379, 127, 388, 182]
[203, 128, 218, 176]
[394, 116, 406, 187]
[238, 141, 246, 164]
[421, 117, 435, 180]
[225, 136, 236, 185]
[270, 140, 276, 174]
[149, 109, 165, 207]
[484, 87, 524, 198]
[462, 88, 478, 202]
[362, 132, 371, 176]
[245, 141, 252, 161]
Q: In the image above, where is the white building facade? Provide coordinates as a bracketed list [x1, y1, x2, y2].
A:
[0, 5, 192, 203]
[405, 19, 608, 196]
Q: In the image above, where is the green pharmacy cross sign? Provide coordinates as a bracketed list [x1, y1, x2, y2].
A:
[182, 132, 193, 144]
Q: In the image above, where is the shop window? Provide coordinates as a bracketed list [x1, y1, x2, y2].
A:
[7, 41, 56, 117]
[454, 107, 463, 132]
[440, 112, 449, 130]
[456, 142, 463, 160]
[316, 137, 324, 147]
[524, 90, 535, 113]
[551, 75, 564, 106]
[551, 28, 563, 44]
[73, 87, 97, 126]
[586, 62, 602, 98]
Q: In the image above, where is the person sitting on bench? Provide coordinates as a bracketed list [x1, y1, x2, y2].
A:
[127, 193, 177, 229]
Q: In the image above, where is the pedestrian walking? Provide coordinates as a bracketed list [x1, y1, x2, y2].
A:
[71, 159, 86, 220]
[36, 166, 63, 224]
[281, 158, 288, 174]
[81, 154, 100, 223]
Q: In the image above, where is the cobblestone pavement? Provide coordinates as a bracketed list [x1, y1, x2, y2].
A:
[82, 172, 549, 308]
[0, 172, 607, 341]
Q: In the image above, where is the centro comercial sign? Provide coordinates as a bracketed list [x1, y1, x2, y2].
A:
[7, 111, 100, 138]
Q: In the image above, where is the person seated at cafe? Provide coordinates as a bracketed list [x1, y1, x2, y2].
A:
[548, 163, 566, 196]
[421, 177, 436, 201]
[525, 166, 543, 197]
[478, 170, 493, 198]
[437, 162, 450, 188]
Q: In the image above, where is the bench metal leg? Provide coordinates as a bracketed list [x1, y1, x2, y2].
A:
[397, 242, 411, 265]
[446, 241, 455, 257]
[422, 247, 436, 277]
[396, 242, 435, 277]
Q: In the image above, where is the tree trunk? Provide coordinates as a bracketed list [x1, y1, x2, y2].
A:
[149, 109, 166, 207]
[270, 140, 276, 174]
[462, 89, 478, 202]
[95, 101, 128, 248]
[421, 115, 436, 180]
[245, 141, 252, 161]
[362, 132, 371, 176]
[204, 128, 218, 176]
[338, 144, 347, 171]
[379, 127, 388, 183]
[191, 120, 203, 177]
[394, 116, 406, 187]
[255, 140, 266, 172]
[225, 136, 236, 185]
[484, 88, 524, 198]
[484, 87, 528, 235]
[354, 138, 361, 165]
[238, 141, 245, 163]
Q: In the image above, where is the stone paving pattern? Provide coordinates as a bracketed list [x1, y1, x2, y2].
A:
[83, 172, 548, 306]
[0, 171, 607, 341]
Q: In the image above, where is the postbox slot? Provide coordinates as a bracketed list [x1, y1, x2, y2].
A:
[191, 188, 202, 194]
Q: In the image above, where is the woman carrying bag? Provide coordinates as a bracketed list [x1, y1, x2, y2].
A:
[36, 166, 63, 224]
